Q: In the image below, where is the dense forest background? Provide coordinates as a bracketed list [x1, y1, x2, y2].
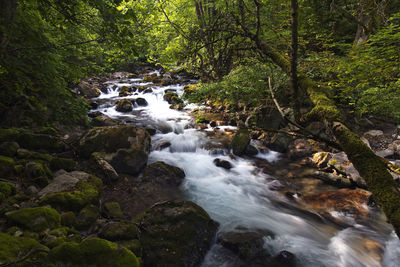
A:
[1, 0, 400, 127]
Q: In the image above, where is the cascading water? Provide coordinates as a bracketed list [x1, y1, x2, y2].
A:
[94, 71, 400, 267]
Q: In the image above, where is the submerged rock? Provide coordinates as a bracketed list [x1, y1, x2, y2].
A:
[135, 97, 148, 106]
[213, 158, 233, 170]
[136, 200, 218, 267]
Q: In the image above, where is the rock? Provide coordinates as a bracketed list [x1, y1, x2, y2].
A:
[24, 161, 52, 187]
[165, 89, 177, 94]
[143, 73, 158, 82]
[182, 84, 197, 99]
[272, 250, 296, 267]
[231, 129, 250, 156]
[328, 152, 365, 187]
[0, 233, 49, 264]
[100, 221, 139, 241]
[79, 125, 151, 158]
[135, 97, 148, 106]
[0, 142, 19, 157]
[61, 212, 76, 227]
[155, 141, 171, 150]
[376, 147, 395, 158]
[0, 156, 15, 177]
[39, 171, 102, 211]
[92, 115, 118, 127]
[50, 157, 76, 172]
[288, 139, 313, 160]
[143, 88, 153, 94]
[48, 238, 140, 267]
[26, 185, 39, 196]
[75, 204, 99, 230]
[92, 152, 119, 182]
[268, 132, 293, 153]
[364, 130, 384, 137]
[312, 152, 332, 168]
[141, 161, 185, 186]
[110, 148, 148, 175]
[88, 110, 103, 118]
[136, 200, 218, 267]
[77, 81, 101, 98]
[116, 99, 133, 112]
[0, 181, 16, 202]
[145, 127, 156, 136]
[217, 230, 271, 262]
[244, 144, 258, 156]
[301, 188, 372, 219]
[17, 132, 64, 153]
[213, 158, 233, 170]
[102, 202, 124, 219]
[6, 207, 61, 232]
[163, 92, 183, 105]
[119, 86, 134, 97]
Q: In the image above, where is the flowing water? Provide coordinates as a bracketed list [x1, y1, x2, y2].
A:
[94, 71, 400, 267]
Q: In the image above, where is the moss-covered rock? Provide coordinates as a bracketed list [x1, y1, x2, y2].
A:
[0, 141, 19, 157]
[6, 207, 61, 232]
[0, 155, 15, 177]
[24, 161, 52, 188]
[39, 172, 102, 211]
[92, 115, 118, 127]
[163, 92, 183, 105]
[141, 161, 185, 186]
[16, 132, 65, 153]
[48, 238, 140, 267]
[79, 125, 151, 158]
[75, 204, 99, 230]
[0, 181, 16, 203]
[116, 99, 133, 112]
[136, 200, 218, 267]
[182, 84, 198, 99]
[119, 86, 135, 97]
[231, 129, 251, 156]
[61, 211, 77, 227]
[50, 157, 76, 171]
[16, 149, 52, 162]
[117, 239, 142, 258]
[99, 221, 139, 241]
[110, 148, 148, 175]
[102, 202, 124, 219]
[0, 232, 49, 265]
[143, 73, 158, 82]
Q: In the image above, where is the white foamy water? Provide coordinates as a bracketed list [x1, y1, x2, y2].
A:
[94, 73, 400, 267]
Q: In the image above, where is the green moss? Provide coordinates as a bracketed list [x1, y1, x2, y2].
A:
[6, 207, 61, 232]
[118, 239, 142, 257]
[50, 157, 76, 171]
[49, 238, 140, 267]
[14, 164, 24, 175]
[0, 232, 49, 265]
[40, 175, 102, 211]
[0, 155, 15, 177]
[231, 129, 250, 156]
[0, 181, 16, 203]
[0, 128, 21, 143]
[16, 132, 64, 153]
[0, 141, 19, 157]
[16, 149, 53, 162]
[61, 212, 76, 227]
[100, 221, 139, 241]
[75, 204, 99, 230]
[103, 202, 124, 219]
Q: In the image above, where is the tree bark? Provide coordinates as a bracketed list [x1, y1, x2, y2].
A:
[290, 0, 300, 122]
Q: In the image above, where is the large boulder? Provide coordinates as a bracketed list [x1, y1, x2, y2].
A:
[136, 200, 218, 267]
[77, 81, 101, 98]
[231, 129, 250, 156]
[92, 115, 118, 127]
[163, 92, 183, 105]
[0, 156, 15, 177]
[48, 238, 140, 267]
[92, 152, 119, 182]
[39, 171, 102, 211]
[110, 148, 148, 175]
[6, 207, 61, 232]
[79, 125, 151, 158]
[141, 161, 185, 186]
[99, 221, 139, 241]
[268, 131, 293, 153]
[116, 99, 133, 112]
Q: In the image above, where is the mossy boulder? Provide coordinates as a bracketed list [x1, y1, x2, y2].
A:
[48, 238, 140, 267]
[0, 233, 49, 265]
[24, 161, 53, 187]
[61, 211, 77, 227]
[136, 200, 218, 267]
[143, 73, 158, 82]
[50, 157, 76, 172]
[0, 142, 19, 157]
[182, 84, 198, 99]
[0, 181, 16, 203]
[79, 125, 151, 158]
[77, 80, 101, 98]
[163, 92, 183, 105]
[268, 131, 293, 153]
[92, 115, 118, 127]
[16, 132, 65, 153]
[102, 202, 124, 219]
[99, 221, 139, 241]
[231, 129, 251, 156]
[16, 149, 52, 162]
[0, 156, 15, 177]
[110, 148, 148, 175]
[75, 204, 99, 230]
[6, 207, 61, 232]
[116, 99, 133, 112]
[141, 161, 185, 186]
[39, 172, 102, 211]
[119, 86, 135, 97]
[0, 128, 21, 143]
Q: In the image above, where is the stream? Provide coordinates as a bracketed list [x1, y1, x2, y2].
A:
[93, 70, 400, 267]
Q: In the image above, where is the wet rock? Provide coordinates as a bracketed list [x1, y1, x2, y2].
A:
[145, 127, 156, 136]
[39, 171, 102, 211]
[268, 132, 293, 153]
[135, 97, 148, 106]
[268, 180, 285, 191]
[272, 250, 296, 267]
[143, 88, 153, 94]
[99, 221, 139, 241]
[92, 152, 119, 182]
[136, 200, 218, 267]
[213, 158, 233, 170]
[77, 81, 100, 98]
[141, 161, 185, 186]
[312, 152, 332, 168]
[110, 148, 148, 176]
[88, 111, 103, 118]
[163, 92, 183, 105]
[143, 73, 158, 82]
[92, 115, 118, 127]
[48, 238, 140, 267]
[79, 125, 151, 158]
[0, 141, 19, 157]
[231, 128, 250, 156]
[119, 86, 135, 97]
[210, 148, 227, 156]
[288, 139, 313, 160]
[157, 121, 173, 134]
[364, 130, 384, 137]
[164, 89, 177, 93]
[244, 144, 258, 156]
[182, 84, 197, 99]
[155, 141, 171, 150]
[88, 100, 99, 110]
[116, 99, 133, 112]
[6, 207, 61, 232]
